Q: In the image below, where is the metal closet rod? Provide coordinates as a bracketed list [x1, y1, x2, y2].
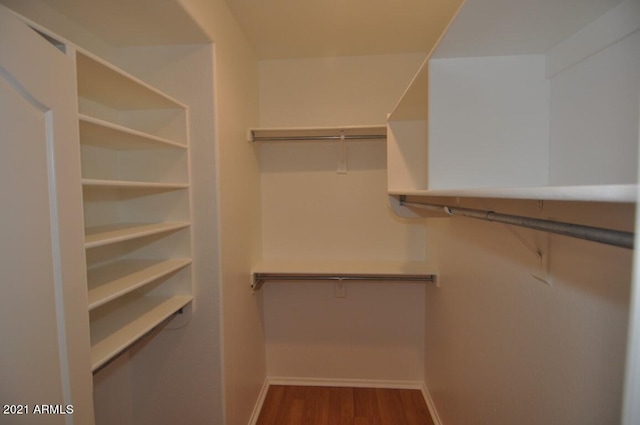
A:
[399, 197, 634, 249]
[252, 272, 436, 290]
[251, 134, 387, 142]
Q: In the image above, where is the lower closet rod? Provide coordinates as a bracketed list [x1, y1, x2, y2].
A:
[399, 198, 634, 249]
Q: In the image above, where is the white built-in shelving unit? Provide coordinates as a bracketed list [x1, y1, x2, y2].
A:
[76, 50, 193, 371]
[387, 0, 640, 208]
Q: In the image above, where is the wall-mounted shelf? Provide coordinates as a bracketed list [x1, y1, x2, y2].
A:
[249, 125, 387, 142]
[79, 114, 188, 150]
[251, 125, 388, 174]
[76, 51, 183, 110]
[252, 260, 437, 290]
[84, 222, 191, 249]
[82, 179, 190, 190]
[90, 295, 192, 372]
[253, 272, 436, 291]
[389, 184, 638, 203]
[87, 259, 192, 310]
[386, 0, 640, 204]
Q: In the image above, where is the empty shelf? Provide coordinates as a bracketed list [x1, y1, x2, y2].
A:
[77, 51, 185, 110]
[87, 259, 192, 310]
[85, 222, 190, 248]
[90, 295, 192, 371]
[82, 178, 189, 190]
[390, 184, 638, 203]
[79, 114, 188, 150]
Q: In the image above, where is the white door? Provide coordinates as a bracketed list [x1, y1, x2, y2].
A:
[0, 5, 94, 424]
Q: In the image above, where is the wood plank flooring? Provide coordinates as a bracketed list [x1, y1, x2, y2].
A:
[256, 385, 435, 425]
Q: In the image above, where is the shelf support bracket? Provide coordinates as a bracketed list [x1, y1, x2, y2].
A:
[502, 224, 552, 286]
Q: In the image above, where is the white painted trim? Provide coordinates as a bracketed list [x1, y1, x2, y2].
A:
[266, 376, 424, 390]
[622, 85, 640, 425]
[249, 377, 442, 425]
[247, 378, 270, 425]
[421, 383, 443, 425]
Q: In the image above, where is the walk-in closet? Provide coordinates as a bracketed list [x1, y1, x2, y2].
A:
[1, 0, 639, 424]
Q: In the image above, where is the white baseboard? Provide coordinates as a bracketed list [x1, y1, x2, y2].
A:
[267, 376, 424, 390]
[247, 378, 270, 425]
[248, 376, 442, 425]
[421, 382, 442, 425]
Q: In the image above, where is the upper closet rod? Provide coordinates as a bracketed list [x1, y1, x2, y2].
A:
[399, 197, 634, 249]
[251, 133, 386, 142]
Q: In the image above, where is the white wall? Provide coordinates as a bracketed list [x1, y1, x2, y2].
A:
[548, 30, 640, 186]
[428, 55, 550, 190]
[424, 199, 633, 424]
[258, 53, 430, 383]
[171, 2, 265, 425]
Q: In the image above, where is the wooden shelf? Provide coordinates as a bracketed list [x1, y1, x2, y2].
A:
[79, 114, 187, 150]
[82, 178, 189, 190]
[87, 259, 192, 310]
[90, 295, 192, 371]
[84, 222, 190, 249]
[76, 51, 185, 110]
[252, 260, 437, 290]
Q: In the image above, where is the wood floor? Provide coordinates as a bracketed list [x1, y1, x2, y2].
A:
[256, 385, 435, 425]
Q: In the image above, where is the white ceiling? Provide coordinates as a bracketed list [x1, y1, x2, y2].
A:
[10, 0, 625, 61]
[12, 0, 461, 59]
[224, 0, 463, 59]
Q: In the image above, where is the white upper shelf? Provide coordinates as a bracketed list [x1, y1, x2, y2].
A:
[76, 50, 186, 110]
[386, 0, 639, 204]
[390, 184, 638, 203]
[79, 114, 187, 150]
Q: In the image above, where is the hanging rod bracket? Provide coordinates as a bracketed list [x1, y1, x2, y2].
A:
[502, 224, 552, 286]
[251, 272, 437, 291]
[337, 130, 347, 174]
